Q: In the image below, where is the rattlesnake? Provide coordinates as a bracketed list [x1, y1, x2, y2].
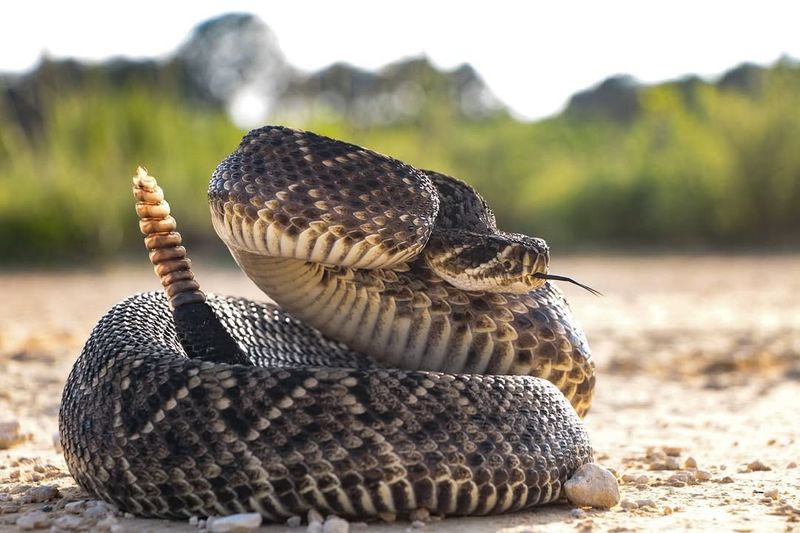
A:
[59, 126, 595, 520]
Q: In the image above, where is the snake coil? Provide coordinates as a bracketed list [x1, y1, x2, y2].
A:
[60, 126, 595, 521]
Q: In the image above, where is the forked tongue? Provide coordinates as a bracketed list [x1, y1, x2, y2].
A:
[532, 272, 602, 296]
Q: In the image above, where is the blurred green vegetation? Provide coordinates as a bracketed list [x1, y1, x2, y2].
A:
[1, 60, 800, 264]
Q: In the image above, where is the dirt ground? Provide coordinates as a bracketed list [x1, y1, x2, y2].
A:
[0, 255, 798, 532]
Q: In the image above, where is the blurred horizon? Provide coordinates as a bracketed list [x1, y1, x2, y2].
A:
[1, 10, 800, 264]
[3, 1, 800, 121]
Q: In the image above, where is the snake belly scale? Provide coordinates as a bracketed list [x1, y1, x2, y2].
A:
[59, 125, 596, 521]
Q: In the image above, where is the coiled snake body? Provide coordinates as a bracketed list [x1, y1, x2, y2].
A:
[60, 126, 595, 520]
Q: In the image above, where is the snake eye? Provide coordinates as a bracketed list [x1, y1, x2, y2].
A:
[502, 259, 514, 270]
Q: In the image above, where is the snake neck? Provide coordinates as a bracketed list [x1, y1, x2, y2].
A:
[229, 248, 593, 395]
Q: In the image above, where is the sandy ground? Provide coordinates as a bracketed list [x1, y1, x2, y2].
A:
[0, 255, 798, 532]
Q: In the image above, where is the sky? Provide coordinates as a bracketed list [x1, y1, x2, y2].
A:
[3, 1, 800, 120]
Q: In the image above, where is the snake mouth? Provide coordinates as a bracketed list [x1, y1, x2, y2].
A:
[532, 272, 603, 296]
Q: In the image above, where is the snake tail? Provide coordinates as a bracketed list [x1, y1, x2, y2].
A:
[132, 167, 247, 365]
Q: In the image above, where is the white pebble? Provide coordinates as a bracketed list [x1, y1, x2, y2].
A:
[16, 510, 52, 530]
[84, 500, 115, 519]
[564, 463, 621, 509]
[95, 515, 120, 532]
[570, 508, 587, 519]
[53, 514, 84, 530]
[308, 508, 324, 524]
[323, 516, 350, 533]
[65, 500, 88, 514]
[286, 515, 302, 527]
[207, 513, 263, 532]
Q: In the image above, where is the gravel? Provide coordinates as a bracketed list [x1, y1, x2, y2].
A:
[16, 510, 52, 530]
[207, 513, 263, 532]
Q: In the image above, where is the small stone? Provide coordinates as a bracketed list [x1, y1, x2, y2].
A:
[377, 512, 396, 522]
[788, 462, 798, 469]
[664, 457, 680, 470]
[53, 514, 84, 530]
[636, 499, 656, 508]
[308, 509, 324, 524]
[767, 438, 776, 446]
[16, 510, 52, 530]
[662, 506, 674, 515]
[747, 460, 771, 472]
[635, 475, 649, 484]
[0, 502, 21, 514]
[21, 484, 60, 503]
[189, 516, 199, 526]
[207, 513, 263, 532]
[764, 489, 779, 500]
[410, 520, 426, 529]
[683, 457, 697, 469]
[84, 500, 115, 519]
[0, 421, 25, 449]
[720, 476, 735, 483]
[620, 499, 638, 510]
[322, 516, 349, 533]
[662, 446, 682, 456]
[96, 515, 120, 532]
[570, 508, 587, 519]
[621, 473, 638, 483]
[65, 500, 88, 514]
[694, 470, 712, 481]
[564, 463, 621, 509]
[668, 472, 694, 484]
[286, 515, 302, 527]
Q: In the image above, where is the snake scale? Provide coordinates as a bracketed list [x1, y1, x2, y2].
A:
[59, 126, 596, 521]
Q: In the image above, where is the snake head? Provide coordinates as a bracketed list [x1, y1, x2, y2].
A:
[424, 230, 550, 293]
